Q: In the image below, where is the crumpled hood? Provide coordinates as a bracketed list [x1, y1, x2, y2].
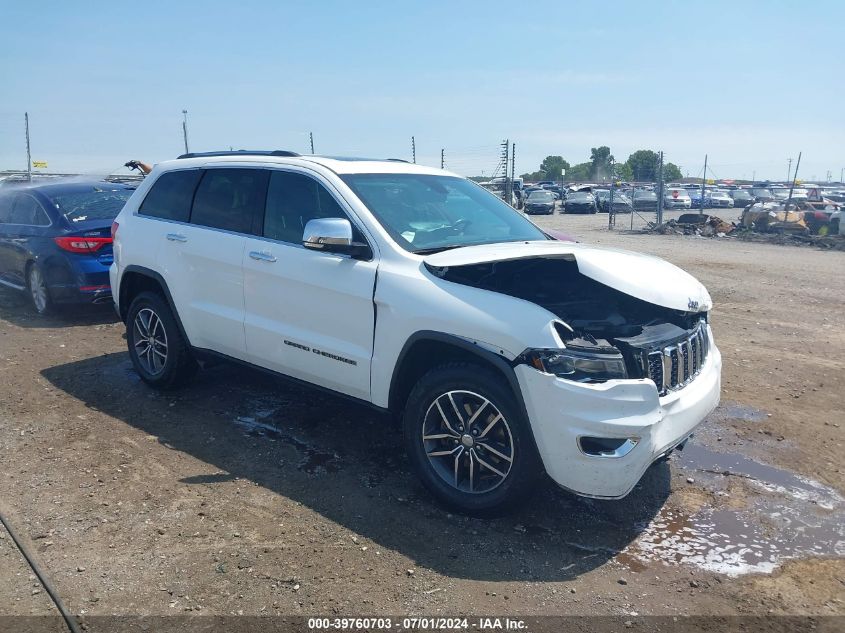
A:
[423, 241, 712, 313]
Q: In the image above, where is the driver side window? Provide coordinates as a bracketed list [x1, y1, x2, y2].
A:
[264, 171, 363, 244]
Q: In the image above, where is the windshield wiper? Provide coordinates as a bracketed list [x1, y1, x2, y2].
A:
[413, 246, 461, 255]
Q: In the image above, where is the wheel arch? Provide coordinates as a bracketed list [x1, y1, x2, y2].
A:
[118, 266, 191, 345]
[388, 332, 533, 438]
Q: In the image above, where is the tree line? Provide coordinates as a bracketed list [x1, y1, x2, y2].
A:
[520, 147, 683, 183]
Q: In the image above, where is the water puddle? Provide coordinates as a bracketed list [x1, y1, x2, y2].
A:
[234, 416, 340, 475]
[620, 443, 844, 576]
[708, 402, 768, 423]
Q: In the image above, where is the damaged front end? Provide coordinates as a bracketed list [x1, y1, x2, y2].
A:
[423, 242, 722, 499]
[426, 251, 711, 395]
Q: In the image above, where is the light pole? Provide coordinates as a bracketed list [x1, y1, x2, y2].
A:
[182, 110, 190, 154]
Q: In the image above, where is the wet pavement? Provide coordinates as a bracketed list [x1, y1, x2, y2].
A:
[617, 404, 844, 576]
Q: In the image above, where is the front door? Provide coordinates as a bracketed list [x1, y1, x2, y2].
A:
[243, 168, 377, 400]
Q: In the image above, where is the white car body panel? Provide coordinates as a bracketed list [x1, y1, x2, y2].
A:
[423, 241, 712, 313]
[242, 239, 377, 400]
[516, 327, 721, 498]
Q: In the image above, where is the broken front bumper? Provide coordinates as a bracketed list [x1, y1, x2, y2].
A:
[516, 334, 721, 499]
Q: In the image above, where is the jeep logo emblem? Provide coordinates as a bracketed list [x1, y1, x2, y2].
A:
[688, 298, 700, 311]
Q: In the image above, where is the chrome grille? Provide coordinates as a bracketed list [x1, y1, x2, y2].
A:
[644, 324, 709, 395]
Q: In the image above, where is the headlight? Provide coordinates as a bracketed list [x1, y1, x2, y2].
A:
[522, 348, 628, 382]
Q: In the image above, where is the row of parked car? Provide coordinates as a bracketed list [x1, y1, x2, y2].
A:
[518, 180, 845, 216]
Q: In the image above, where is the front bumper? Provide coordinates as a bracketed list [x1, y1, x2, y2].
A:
[515, 333, 721, 498]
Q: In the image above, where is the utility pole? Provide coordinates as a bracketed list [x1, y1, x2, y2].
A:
[841, 167, 844, 184]
[510, 142, 516, 190]
[411, 136, 416, 164]
[182, 110, 190, 154]
[656, 151, 665, 224]
[787, 157, 792, 183]
[440, 148, 444, 169]
[500, 139, 512, 205]
[608, 158, 615, 230]
[309, 132, 315, 154]
[699, 154, 708, 216]
[752, 170, 755, 184]
[24, 112, 32, 182]
[788, 152, 801, 201]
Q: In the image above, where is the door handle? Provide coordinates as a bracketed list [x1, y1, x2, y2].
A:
[249, 250, 277, 262]
[166, 233, 188, 242]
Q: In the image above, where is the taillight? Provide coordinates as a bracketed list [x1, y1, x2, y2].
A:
[111, 221, 119, 239]
[54, 236, 113, 253]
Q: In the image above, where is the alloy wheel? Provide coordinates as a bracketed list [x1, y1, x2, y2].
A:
[133, 308, 169, 375]
[422, 390, 514, 494]
[29, 267, 48, 313]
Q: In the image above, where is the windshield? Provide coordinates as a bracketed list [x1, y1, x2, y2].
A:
[634, 191, 656, 199]
[341, 174, 548, 253]
[527, 191, 554, 202]
[47, 187, 133, 223]
[568, 192, 592, 201]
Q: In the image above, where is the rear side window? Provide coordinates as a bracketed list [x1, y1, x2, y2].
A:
[0, 195, 13, 223]
[10, 195, 51, 226]
[190, 169, 268, 234]
[139, 170, 202, 222]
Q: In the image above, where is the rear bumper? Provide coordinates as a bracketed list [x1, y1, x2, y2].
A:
[516, 335, 722, 499]
[47, 258, 113, 305]
[48, 283, 112, 305]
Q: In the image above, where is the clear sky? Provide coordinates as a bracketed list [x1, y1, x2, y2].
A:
[1, 0, 842, 181]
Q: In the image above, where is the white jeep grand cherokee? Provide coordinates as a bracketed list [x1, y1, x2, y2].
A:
[110, 150, 721, 514]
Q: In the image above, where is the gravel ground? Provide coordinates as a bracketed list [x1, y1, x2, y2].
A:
[0, 210, 843, 627]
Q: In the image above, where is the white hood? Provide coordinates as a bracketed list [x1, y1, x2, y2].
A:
[423, 241, 712, 313]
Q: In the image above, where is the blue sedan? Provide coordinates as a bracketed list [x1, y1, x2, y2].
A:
[0, 180, 135, 314]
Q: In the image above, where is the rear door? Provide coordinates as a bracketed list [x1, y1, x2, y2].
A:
[1, 194, 52, 287]
[0, 194, 18, 287]
[138, 167, 266, 360]
[242, 168, 377, 400]
[174, 167, 267, 358]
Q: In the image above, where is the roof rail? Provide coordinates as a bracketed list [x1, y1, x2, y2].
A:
[177, 150, 300, 159]
[385, 158, 410, 163]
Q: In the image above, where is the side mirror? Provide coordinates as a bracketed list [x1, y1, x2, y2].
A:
[302, 218, 371, 259]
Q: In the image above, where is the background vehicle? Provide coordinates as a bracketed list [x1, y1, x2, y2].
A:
[595, 189, 632, 213]
[708, 190, 734, 208]
[632, 190, 658, 211]
[663, 188, 692, 209]
[523, 189, 556, 215]
[729, 189, 755, 209]
[480, 181, 518, 207]
[750, 187, 775, 202]
[563, 191, 597, 214]
[0, 180, 134, 314]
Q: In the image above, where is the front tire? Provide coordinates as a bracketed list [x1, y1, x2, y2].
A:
[403, 363, 542, 515]
[126, 291, 197, 389]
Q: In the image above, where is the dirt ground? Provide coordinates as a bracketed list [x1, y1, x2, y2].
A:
[0, 210, 843, 628]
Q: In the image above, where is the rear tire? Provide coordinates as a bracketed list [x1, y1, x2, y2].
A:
[126, 291, 197, 389]
[27, 263, 53, 315]
[402, 363, 543, 516]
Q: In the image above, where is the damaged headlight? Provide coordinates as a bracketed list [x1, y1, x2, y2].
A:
[522, 348, 628, 382]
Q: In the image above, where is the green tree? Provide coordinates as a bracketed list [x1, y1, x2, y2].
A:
[566, 162, 592, 181]
[614, 162, 633, 182]
[589, 146, 614, 181]
[538, 155, 571, 181]
[520, 170, 544, 181]
[625, 150, 660, 182]
[663, 162, 683, 182]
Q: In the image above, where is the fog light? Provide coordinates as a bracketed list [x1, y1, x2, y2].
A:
[579, 436, 639, 458]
